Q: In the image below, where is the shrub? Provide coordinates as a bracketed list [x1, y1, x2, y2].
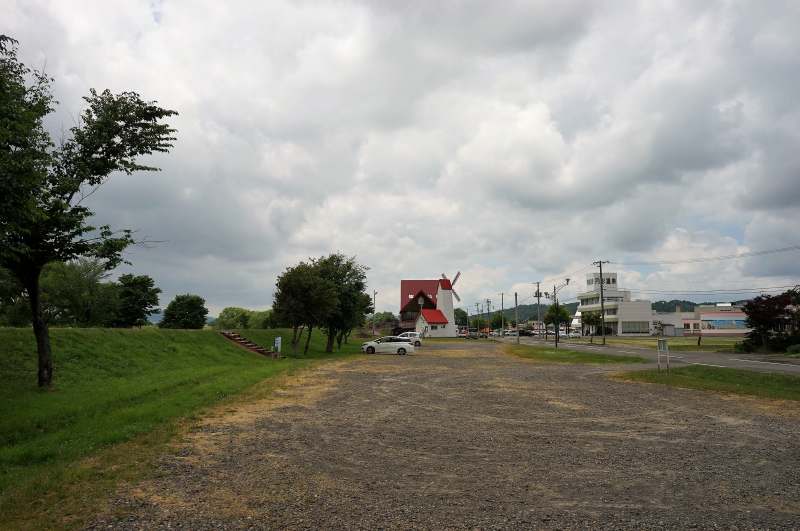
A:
[787, 344, 800, 355]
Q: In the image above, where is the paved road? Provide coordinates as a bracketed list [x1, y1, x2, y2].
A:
[502, 337, 800, 375]
[91, 342, 800, 529]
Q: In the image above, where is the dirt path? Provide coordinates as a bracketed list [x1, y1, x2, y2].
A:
[91, 342, 800, 529]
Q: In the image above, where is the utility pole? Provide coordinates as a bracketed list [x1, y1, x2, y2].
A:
[593, 260, 609, 345]
[475, 302, 481, 332]
[535, 281, 542, 338]
[500, 293, 505, 333]
[553, 285, 559, 348]
[550, 279, 570, 349]
[486, 298, 492, 335]
[514, 292, 520, 344]
[372, 290, 377, 336]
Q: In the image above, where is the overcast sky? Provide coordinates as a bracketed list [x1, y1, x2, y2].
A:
[5, 0, 800, 314]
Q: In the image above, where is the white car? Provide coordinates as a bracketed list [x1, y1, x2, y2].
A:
[362, 336, 415, 355]
[396, 331, 423, 347]
[567, 331, 581, 338]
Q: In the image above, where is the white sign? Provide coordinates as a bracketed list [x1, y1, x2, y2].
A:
[274, 336, 282, 353]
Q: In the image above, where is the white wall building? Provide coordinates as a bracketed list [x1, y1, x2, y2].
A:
[399, 277, 458, 338]
[577, 272, 653, 336]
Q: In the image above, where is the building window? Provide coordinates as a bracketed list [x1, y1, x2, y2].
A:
[693, 323, 700, 330]
[431, 325, 438, 330]
[621, 321, 649, 333]
[683, 323, 690, 329]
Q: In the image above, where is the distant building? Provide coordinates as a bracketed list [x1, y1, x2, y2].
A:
[399, 277, 458, 338]
[577, 272, 653, 336]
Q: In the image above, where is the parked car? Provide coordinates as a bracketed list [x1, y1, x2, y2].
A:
[518, 329, 533, 336]
[567, 331, 581, 338]
[361, 336, 415, 355]
[396, 331, 423, 347]
[504, 330, 518, 337]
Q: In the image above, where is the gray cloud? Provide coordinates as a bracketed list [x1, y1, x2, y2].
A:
[6, 0, 800, 313]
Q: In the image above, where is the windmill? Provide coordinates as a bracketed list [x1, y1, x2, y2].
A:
[441, 271, 462, 302]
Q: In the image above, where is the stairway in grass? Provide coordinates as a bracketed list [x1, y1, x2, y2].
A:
[220, 331, 280, 359]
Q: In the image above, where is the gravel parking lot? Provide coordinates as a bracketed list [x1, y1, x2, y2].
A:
[92, 342, 800, 529]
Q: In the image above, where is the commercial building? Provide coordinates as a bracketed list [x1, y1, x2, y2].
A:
[656, 303, 749, 336]
[577, 272, 653, 336]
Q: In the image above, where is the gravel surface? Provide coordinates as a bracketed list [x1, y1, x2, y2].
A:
[90, 342, 800, 529]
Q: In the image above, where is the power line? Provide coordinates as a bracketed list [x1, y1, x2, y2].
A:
[622, 284, 797, 294]
[610, 244, 800, 266]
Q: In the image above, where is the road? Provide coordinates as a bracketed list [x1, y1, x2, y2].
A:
[503, 336, 800, 375]
[91, 342, 800, 529]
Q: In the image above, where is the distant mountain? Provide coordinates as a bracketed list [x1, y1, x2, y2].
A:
[652, 300, 697, 312]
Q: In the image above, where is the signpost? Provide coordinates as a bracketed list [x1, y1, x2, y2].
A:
[274, 336, 282, 354]
[657, 338, 669, 372]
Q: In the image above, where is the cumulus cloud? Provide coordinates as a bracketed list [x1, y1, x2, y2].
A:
[4, 0, 800, 313]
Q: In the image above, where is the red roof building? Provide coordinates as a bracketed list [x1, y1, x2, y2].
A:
[420, 308, 448, 325]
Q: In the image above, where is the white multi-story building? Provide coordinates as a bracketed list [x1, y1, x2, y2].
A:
[576, 272, 653, 336]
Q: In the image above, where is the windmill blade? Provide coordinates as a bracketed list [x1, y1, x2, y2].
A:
[441, 273, 447, 279]
[452, 288, 461, 302]
[452, 271, 461, 285]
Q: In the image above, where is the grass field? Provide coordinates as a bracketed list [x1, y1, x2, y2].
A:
[567, 336, 741, 352]
[505, 343, 646, 364]
[0, 327, 358, 530]
[618, 365, 800, 401]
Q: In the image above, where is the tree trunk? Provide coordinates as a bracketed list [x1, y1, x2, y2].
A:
[325, 329, 335, 353]
[291, 325, 299, 354]
[336, 330, 344, 350]
[25, 269, 53, 388]
[304, 325, 313, 355]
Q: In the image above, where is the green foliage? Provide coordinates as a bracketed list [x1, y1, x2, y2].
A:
[543, 303, 571, 327]
[368, 311, 397, 326]
[786, 344, 800, 355]
[454, 307, 468, 326]
[247, 309, 273, 329]
[158, 294, 208, 329]
[620, 365, 800, 401]
[278, 254, 372, 353]
[114, 274, 160, 327]
[216, 307, 253, 330]
[0, 37, 177, 386]
[743, 289, 800, 351]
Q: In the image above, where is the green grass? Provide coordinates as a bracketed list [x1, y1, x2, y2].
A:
[0, 326, 356, 529]
[231, 328, 363, 357]
[619, 365, 800, 401]
[505, 343, 646, 364]
[568, 336, 741, 352]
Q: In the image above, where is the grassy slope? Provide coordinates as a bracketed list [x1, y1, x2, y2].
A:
[0, 327, 355, 529]
[619, 365, 800, 401]
[505, 343, 646, 364]
[568, 336, 740, 352]
[231, 328, 362, 357]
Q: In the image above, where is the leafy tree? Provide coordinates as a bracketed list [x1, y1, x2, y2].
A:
[490, 312, 504, 329]
[273, 261, 338, 354]
[544, 304, 571, 330]
[743, 289, 799, 349]
[454, 307, 468, 326]
[39, 259, 112, 326]
[114, 274, 160, 327]
[313, 254, 372, 353]
[470, 317, 487, 330]
[247, 309, 273, 329]
[159, 294, 208, 329]
[216, 306, 253, 330]
[0, 37, 177, 386]
[0, 266, 28, 326]
[581, 310, 602, 343]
